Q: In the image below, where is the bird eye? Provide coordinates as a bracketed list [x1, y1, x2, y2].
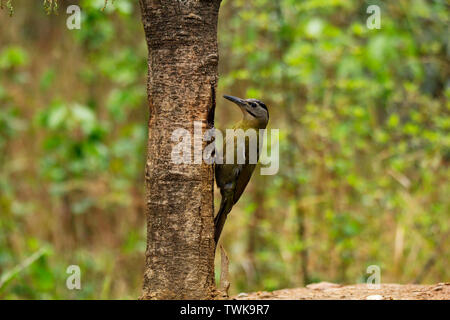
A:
[249, 102, 257, 108]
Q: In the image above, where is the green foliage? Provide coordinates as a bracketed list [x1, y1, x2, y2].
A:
[0, 0, 115, 16]
[0, 0, 448, 299]
[0, 0, 14, 16]
[0, 0, 145, 299]
[43, 0, 58, 15]
[217, 0, 448, 293]
[0, 46, 29, 69]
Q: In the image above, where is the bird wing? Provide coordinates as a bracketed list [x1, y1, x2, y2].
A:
[216, 126, 260, 204]
[232, 163, 256, 204]
[215, 129, 242, 189]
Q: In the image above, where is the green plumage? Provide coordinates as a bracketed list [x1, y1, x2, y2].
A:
[214, 96, 269, 244]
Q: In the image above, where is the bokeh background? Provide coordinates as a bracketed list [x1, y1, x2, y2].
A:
[0, 0, 448, 299]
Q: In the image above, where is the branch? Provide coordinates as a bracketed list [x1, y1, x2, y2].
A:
[219, 245, 230, 298]
[0, 247, 50, 290]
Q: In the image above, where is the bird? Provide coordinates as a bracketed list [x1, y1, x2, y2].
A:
[214, 95, 269, 244]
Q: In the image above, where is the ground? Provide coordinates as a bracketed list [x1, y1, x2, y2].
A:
[233, 282, 450, 300]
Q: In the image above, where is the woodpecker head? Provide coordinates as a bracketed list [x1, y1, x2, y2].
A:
[223, 95, 269, 127]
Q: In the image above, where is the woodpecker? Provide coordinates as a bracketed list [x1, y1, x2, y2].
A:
[214, 95, 269, 244]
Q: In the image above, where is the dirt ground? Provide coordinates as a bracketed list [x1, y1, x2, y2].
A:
[233, 282, 450, 300]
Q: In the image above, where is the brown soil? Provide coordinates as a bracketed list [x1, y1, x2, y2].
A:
[233, 282, 450, 300]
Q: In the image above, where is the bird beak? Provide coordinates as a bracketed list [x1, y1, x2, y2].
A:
[223, 95, 246, 108]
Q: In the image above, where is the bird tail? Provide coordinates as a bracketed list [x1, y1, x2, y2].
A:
[214, 194, 234, 245]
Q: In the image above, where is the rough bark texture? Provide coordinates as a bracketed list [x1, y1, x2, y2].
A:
[139, 0, 221, 300]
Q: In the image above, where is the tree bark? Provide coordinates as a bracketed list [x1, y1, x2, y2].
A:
[139, 0, 221, 300]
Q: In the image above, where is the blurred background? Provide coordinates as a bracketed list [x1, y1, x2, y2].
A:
[0, 0, 448, 299]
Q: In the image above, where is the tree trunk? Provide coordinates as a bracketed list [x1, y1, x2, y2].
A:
[139, 0, 221, 300]
[295, 200, 309, 285]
